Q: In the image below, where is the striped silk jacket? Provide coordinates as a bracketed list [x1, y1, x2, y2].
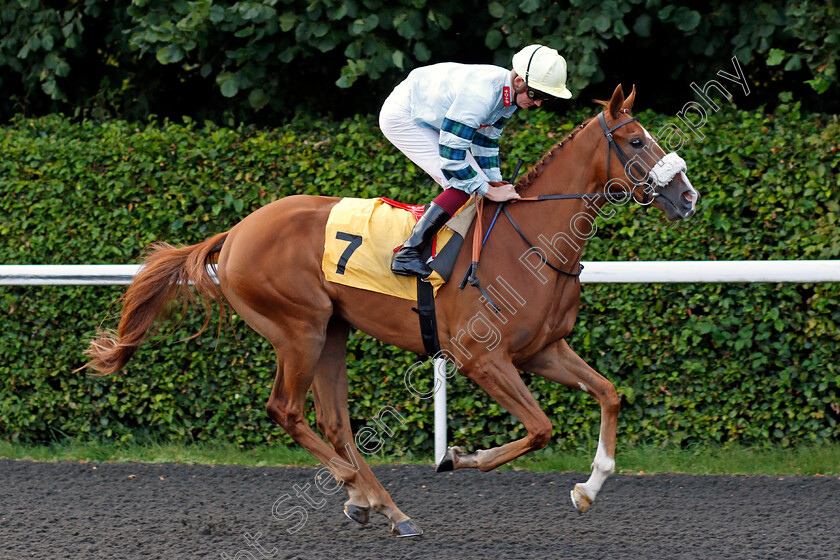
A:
[400, 62, 519, 196]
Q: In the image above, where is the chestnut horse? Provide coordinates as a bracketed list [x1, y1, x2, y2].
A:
[83, 85, 698, 537]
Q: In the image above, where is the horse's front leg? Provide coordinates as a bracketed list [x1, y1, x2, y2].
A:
[519, 339, 620, 514]
[438, 357, 553, 472]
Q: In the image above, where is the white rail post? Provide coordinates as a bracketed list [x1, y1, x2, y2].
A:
[433, 356, 448, 466]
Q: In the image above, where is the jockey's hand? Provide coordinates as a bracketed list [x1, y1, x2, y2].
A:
[485, 181, 520, 202]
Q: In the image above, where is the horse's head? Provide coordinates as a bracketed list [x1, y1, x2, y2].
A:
[597, 85, 699, 221]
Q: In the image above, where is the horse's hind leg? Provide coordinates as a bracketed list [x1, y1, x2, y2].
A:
[263, 330, 363, 485]
[224, 312, 365, 531]
[311, 321, 370, 523]
[311, 317, 422, 537]
[520, 339, 620, 514]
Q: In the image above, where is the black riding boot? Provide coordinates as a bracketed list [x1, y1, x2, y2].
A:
[391, 203, 452, 278]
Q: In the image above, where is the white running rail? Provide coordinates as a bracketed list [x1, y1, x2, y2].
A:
[3, 261, 840, 286]
[4, 260, 840, 465]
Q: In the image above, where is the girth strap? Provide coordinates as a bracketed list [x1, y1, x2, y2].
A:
[413, 278, 441, 356]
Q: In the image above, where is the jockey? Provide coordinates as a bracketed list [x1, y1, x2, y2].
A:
[380, 44, 573, 278]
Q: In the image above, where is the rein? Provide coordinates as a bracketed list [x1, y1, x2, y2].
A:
[460, 111, 660, 305]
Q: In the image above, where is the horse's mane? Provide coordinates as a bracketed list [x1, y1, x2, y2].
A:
[515, 115, 598, 193]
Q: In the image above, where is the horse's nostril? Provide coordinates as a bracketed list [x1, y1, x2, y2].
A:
[682, 191, 693, 202]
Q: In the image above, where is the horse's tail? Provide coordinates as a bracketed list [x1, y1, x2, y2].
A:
[81, 232, 229, 375]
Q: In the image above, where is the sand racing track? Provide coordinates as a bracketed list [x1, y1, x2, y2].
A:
[1, 459, 838, 559]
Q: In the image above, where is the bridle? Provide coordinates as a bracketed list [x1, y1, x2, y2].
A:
[461, 111, 687, 306]
[597, 111, 655, 205]
[513, 111, 684, 205]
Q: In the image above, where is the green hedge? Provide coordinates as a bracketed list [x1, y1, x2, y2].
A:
[1, 1, 838, 121]
[1, 101, 839, 454]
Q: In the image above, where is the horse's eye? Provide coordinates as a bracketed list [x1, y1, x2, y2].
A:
[630, 138, 644, 149]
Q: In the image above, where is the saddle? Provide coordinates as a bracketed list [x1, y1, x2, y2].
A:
[321, 197, 476, 300]
[322, 197, 477, 356]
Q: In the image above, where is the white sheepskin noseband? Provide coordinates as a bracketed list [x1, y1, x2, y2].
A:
[649, 152, 687, 187]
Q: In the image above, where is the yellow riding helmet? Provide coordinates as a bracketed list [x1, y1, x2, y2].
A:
[512, 44, 572, 99]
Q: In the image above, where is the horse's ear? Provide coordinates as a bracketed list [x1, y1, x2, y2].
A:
[622, 85, 636, 113]
[608, 84, 625, 119]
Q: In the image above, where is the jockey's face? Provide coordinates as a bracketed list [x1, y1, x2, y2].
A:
[515, 90, 543, 109]
[512, 76, 545, 109]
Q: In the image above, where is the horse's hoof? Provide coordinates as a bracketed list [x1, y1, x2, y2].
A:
[391, 518, 423, 538]
[435, 446, 458, 472]
[343, 504, 370, 525]
[571, 484, 593, 514]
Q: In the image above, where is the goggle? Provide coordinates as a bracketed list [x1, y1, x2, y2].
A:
[527, 88, 551, 101]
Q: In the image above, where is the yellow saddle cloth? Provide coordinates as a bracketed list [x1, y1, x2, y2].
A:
[322, 198, 468, 300]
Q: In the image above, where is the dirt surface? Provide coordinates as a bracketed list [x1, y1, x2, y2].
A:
[1, 459, 838, 560]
